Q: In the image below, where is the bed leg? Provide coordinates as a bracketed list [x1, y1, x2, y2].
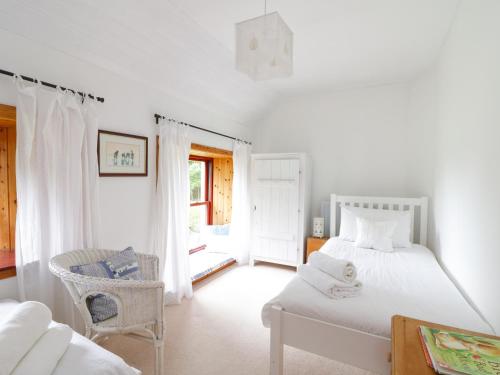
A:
[270, 306, 284, 375]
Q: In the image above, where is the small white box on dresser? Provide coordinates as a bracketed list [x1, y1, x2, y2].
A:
[249, 153, 311, 268]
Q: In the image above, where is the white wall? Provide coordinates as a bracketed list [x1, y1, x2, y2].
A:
[253, 84, 414, 222]
[425, 0, 500, 333]
[405, 69, 438, 245]
[0, 29, 252, 299]
[0, 277, 17, 300]
[406, 70, 437, 199]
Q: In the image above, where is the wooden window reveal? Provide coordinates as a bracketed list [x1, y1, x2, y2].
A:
[190, 144, 233, 225]
[0, 104, 16, 279]
[212, 158, 233, 225]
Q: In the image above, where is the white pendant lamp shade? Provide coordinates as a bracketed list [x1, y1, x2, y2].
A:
[236, 12, 293, 81]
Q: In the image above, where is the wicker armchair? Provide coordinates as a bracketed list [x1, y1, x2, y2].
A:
[49, 249, 165, 375]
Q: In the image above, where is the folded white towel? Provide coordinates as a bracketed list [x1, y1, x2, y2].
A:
[308, 252, 357, 283]
[298, 264, 362, 299]
[12, 322, 73, 375]
[0, 301, 52, 375]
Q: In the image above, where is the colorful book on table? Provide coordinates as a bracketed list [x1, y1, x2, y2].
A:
[418, 327, 435, 369]
[419, 325, 500, 375]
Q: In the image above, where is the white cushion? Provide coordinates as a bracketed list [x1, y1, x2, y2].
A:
[354, 217, 397, 252]
[338, 206, 412, 248]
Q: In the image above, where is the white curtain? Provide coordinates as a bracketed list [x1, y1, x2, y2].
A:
[151, 119, 193, 304]
[14, 77, 100, 326]
[230, 141, 252, 264]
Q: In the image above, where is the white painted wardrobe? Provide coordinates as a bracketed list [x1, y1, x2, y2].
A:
[250, 153, 311, 268]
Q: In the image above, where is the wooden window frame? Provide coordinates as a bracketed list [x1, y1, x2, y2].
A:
[189, 155, 213, 253]
[0, 104, 16, 280]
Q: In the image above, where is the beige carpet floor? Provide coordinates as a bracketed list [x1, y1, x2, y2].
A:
[102, 263, 374, 375]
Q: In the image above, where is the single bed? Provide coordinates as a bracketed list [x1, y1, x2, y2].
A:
[262, 194, 494, 375]
[0, 299, 140, 375]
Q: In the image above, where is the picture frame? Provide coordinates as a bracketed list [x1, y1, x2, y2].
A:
[98, 130, 148, 176]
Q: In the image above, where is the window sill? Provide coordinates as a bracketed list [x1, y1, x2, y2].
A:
[0, 251, 16, 280]
[0, 266, 16, 280]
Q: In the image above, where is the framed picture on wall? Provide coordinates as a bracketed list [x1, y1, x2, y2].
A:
[98, 130, 148, 176]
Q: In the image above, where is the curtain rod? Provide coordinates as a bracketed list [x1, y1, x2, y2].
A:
[154, 113, 252, 145]
[0, 68, 105, 103]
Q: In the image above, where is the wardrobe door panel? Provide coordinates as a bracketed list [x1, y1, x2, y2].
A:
[252, 158, 300, 264]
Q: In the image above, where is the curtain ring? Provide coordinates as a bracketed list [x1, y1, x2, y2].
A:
[87, 92, 96, 103]
[56, 86, 68, 102]
[12, 73, 21, 86]
[31, 78, 42, 94]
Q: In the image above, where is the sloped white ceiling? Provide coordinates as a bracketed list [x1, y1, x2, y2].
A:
[0, 0, 458, 123]
[179, 0, 459, 93]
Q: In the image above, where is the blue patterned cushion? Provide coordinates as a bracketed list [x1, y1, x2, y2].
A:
[210, 224, 230, 236]
[85, 294, 117, 323]
[70, 247, 142, 323]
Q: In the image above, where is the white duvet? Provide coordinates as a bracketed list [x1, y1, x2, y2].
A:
[0, 299, 140, 375]
[262, 238, 493, 338]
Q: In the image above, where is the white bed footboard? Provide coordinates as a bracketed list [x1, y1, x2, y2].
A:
[270, 306, 391, 375]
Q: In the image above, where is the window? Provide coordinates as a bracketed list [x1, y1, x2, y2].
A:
[188, 156, 212, 252]
[188, 144, 235, 284]
[0, 104, 17, 280]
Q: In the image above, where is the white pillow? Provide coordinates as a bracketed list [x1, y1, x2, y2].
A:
[354, 217, 397, 252]
[338, 206, 412, 248]
[338, 207, 359, 241]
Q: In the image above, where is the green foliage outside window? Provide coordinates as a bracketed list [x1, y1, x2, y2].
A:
[189, 160, 202, 202]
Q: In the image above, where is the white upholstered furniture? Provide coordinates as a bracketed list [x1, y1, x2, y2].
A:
[49, 249, 165, 375]
[267, 194, 431, 375]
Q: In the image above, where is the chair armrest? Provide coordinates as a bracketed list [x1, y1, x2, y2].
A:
[137, 253, 160, 281]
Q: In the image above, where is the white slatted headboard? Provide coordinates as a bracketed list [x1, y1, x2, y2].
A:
[330, 194, 429, 246]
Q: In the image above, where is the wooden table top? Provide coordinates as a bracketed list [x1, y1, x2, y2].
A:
[391, 315, 499, 375]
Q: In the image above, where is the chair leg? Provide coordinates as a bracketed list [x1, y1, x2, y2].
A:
[159, 343, 165, 375]
[154, 341, 164, 375]
[154, 346, 158, 375]
[85, 326, 92, 339]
